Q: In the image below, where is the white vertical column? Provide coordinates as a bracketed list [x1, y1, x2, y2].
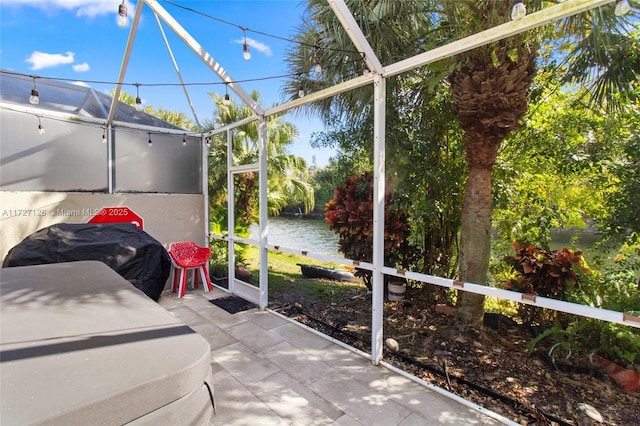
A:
[107, 125, 114, 193]
[226, 129, 236, 293]
[258, 116, 269, 309]
[203, 135, 209, 245]
[371, 73, 386, 365]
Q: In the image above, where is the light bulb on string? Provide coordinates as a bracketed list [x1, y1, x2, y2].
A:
[37, 117, 45, 135]
[117, 0, 128, 28]
[224, 84, 231, 105]
[148, 133, 152, 147]
[615, 0, 631, 16]
[134, 84, 143, 111]
[183, 134, 187, 146]
[297, 73, 305, 98]
[102, 128, 107, 144]
[511, 0, 526, 21]
[312, 45, 322, 75]
[29, 77, 39, 105]
[242, 29, 251, 61]
[360, 53, 370, 75]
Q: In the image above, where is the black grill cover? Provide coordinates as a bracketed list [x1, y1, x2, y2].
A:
[2, 223, 170, 301]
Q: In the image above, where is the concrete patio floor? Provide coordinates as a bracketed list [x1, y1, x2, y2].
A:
[158, 287, 513, 426]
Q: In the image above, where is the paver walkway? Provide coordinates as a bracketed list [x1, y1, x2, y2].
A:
[159, 287, 513, 425]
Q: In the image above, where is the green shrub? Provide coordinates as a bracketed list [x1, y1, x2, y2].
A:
[527, 267, 640, 369]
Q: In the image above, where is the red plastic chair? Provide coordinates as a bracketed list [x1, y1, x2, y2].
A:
[168, 242, 213, 298]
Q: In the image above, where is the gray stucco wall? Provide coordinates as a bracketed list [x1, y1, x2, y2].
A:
[1, 191, 207, 262]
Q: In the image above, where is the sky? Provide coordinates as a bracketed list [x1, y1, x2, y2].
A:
[0, 0, 337, 167]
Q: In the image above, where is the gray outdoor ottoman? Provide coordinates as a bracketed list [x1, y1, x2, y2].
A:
[0, 261, 214, 425]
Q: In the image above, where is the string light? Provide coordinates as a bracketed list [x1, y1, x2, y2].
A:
[117, 0, 128, 28]
[224, 84, 231, 105]
[134, 83, 143, 111]
[4, 57, 364, 94]
[296, 73, 305, 98]
[148, 133, 152, 146]
[102, 128, 107, 144]
[511, 0, 527, 21]
[37, 117, 45, 135]
[242, 28, 251, 61]
[183, 134, 187, 146]
[615, 0, 631, 16]
[313, 45, 322, 75]
[29, 77, 40, 105]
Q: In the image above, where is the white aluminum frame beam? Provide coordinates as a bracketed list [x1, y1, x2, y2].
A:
[384, 0, 614, 78]
[371, 73, 386, 365]
[107, 0, 144, 125]
[265, 73, 373, 117]
[258, 116, 269, 309]
[327, 0, 383, 74]
[153, 12, 202, 128]
[226, 129, 236, 294]
[202, 134, 209, 247]
[206, 115, 259, 137]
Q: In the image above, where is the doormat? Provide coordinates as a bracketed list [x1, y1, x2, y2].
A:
[209, 296, 257, 314]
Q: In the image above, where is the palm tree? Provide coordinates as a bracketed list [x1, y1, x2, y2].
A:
[111, 89, 196, 129]
[203, 90, 315, 232]
[284, 0, 639, 327]
[144, 106, 196, 130]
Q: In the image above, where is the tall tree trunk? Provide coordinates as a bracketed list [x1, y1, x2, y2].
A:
[450, 34, 537, 327]
[456, 133, 501, 327]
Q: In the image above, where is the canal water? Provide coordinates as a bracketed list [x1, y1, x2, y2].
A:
[250, 215, 340, 256]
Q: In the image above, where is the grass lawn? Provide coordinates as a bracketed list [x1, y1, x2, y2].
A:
[242, 245, 363, 304]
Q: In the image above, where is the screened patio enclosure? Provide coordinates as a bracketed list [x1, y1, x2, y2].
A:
[1, 0, 637, 371]
[0, 70, 208, 260]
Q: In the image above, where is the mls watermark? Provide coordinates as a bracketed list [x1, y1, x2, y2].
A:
[2, 208, 102, 217]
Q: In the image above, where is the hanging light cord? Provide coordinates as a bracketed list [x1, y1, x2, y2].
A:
[1, 55, 366, 91]
[160, 0, 363, 56]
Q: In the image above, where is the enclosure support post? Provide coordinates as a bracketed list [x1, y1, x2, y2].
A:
[107, 124, 114, 193]
[226, 129, 236, 294]
[258, 116, 269, 310]
[371, 73, 386, 365]
[203, 135, 209, 247]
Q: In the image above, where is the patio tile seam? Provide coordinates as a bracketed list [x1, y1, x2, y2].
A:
[245, 369, 347, 424]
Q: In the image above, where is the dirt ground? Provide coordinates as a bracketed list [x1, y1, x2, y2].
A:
[268, 282, 640, 426]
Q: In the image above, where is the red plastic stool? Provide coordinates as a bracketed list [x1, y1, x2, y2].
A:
[168, 241, 213, 298]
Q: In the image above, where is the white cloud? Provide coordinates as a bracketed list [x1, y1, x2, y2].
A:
[26, 51, 75, 70]
[2, 0, 133, 19]
[73, 62, 90, 72]
[235, 37, 272, 57]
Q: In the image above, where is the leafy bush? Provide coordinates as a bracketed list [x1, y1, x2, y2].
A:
[502, 243, 590, 326]
[520, 250, 640, 369]
[503, 243, 590, 299]
[325, 172, 412, 290]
